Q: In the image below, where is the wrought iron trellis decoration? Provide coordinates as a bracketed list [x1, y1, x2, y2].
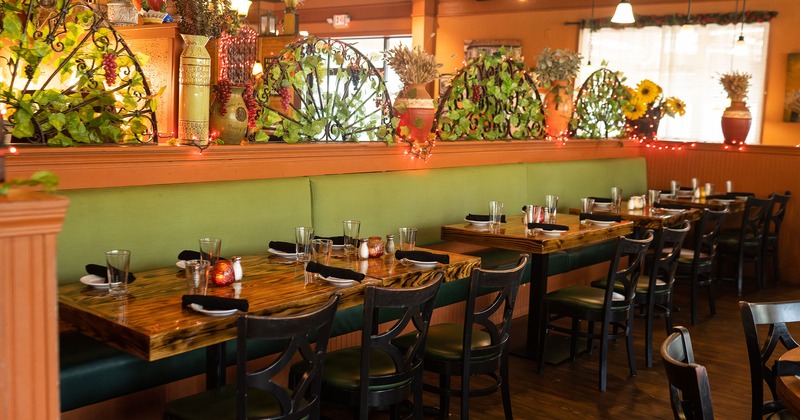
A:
[253, 36, 394, 143]
[0, 0, 158, 146]
[572, 68, 627, 139]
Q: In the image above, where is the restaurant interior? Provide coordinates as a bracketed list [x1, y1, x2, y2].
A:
[1, 0, 800, 418]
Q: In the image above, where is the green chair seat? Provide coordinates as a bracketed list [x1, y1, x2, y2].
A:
[164, 385, 285, 420]
[591, 276, 668, 295]
[410, 323, 493, 362]
[664, 247, 711, 265]
[321, 347, 410, 391]
[544, 285, 628, 311]
[717, 233, 761, 250]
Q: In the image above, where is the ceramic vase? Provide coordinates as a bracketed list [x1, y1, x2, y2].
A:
[721, 100, 752, 146]
[543, 80, 574, 139]
[284, 9, 298, 35]
[178, 34, 211, 146]
[210, 86, 249, 145]
[395, 83, 435, 143]
[627, 106, 661, 141]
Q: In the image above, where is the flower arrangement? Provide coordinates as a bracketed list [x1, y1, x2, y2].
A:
[385, 45, 441, 88]
[622, 79, 685, 140]
[175, 0, 238, 38]
[533, 48, 582, 91]
[719, 71, 751, 102]
[285, 0, 302, 10]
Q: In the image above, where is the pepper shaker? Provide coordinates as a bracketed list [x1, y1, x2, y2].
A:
[385, 234, 396, 255]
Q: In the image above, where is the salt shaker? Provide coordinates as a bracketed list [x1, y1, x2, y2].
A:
[358, 240, 370, 260]
[231, 256, 243, 281]
[385, 234, 396, 255]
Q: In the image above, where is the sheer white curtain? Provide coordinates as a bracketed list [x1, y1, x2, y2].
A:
[578, 23, 769, 143]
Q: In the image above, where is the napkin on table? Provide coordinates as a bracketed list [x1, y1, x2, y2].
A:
[527, 223, 570, 231]
[315, 235, 346, 246]
[653, 202, 690, 210]
[305, 261, 365, 281]
[85, 264, 136, 284]
[578, 214, 621, 223]
[182, 295, 249, 312]
[268, 241, 297, 253]
[589, 197, 612, 203]
[466, 214, 507, 223]
[177, 250, 227, 261]
[395, 250, 450, 264]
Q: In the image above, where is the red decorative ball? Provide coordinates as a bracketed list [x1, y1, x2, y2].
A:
[211, 260, 235, 286]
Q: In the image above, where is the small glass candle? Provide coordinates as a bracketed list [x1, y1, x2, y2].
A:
[367, 236, 384, 258]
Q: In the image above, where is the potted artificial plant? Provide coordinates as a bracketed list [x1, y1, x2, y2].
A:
[719, 71, 752, 146]
[534, 48, 582, 139]
[385, 45, 441, 145]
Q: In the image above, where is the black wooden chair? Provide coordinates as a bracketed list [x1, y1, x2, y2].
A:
[410, 254, 528, 419]
[661, 326, 715, 420]
[673, 209, 728, 325]
[164, 293, 341, 420]
[740, 300, 800, 420]
[317, 273, 443, 419]
[716, 196, 773, 296]
[762, 192, 791, 284]
[538, 232, 653, 392]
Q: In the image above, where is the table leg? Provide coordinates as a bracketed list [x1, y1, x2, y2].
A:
[524, 253, 549, 360]
[206, 342, 226, 389]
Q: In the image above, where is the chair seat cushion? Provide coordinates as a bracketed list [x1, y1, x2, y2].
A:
[416, 323, 493, 362]
[717, 233, 761, 251]
[544, 286, 628, 311]
[164, 384, 282, 420]
[664, 247, 711, 265]
[590, 276, 667, 295]
[321, 346, 409, 391]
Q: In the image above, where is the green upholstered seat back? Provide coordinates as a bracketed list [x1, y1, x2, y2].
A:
[56, 177, 313, 284]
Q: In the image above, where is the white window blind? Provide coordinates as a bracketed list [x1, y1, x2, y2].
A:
[578, 22, 769, 144]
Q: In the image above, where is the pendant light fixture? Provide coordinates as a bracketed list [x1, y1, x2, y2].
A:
[587, 0, 595, 65]
[611, 0, 635, 24]
[736, 0, 747, 46]
[680, 0, 695, 33]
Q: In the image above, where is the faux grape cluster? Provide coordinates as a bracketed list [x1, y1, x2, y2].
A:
[277, 86, 291, 112]
[214, 79, 232, 116]
[472, 84, 482, 103]
[102, 53, 117, 86]
[242, 83, 257, 128]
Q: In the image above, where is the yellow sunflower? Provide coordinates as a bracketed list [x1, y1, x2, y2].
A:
[664, 97, 686, 117]
[623, 99, 648, 120]
[636, 79, 661, 104]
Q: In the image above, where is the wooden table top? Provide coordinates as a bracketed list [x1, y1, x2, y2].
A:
[777, 348, 800, 417]
[58, 248, 480, 361]
[658, 195, 746, 213]
[568, 202, 702, 230]
[441, 214, 633, 254]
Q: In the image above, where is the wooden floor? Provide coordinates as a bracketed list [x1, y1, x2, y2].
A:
[329, 278, 800, 419]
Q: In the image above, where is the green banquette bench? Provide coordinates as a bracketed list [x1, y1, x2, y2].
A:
[58, 158, 647, 411]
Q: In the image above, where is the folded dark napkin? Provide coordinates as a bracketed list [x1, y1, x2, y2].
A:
[774, 360, 800, 376]
[466, 214, 507, 223]
[315, 235, 346, 246]
[182, 295, 249, 312]
[728, 191, 755, 197]
[706, 194, 736, 200]
[527, 223, 570, 231]
[85, 264, 136, 284]
[395, 250, 450, 264]
[589, 197, 612, 203]
[268, 241, 297, 253]
[653, 202, 690, 210]
[305, 261, 365, 282]
[177, 250, 227, 261]
[578, 213, 621, 222]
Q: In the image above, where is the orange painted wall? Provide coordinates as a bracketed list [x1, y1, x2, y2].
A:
[434, 0, 800, 146]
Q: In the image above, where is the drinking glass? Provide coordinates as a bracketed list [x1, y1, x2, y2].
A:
[311, 238, 333, 265]
[106, 249, 131, 296]
[691, 177, 699, 191]
[544, 195, 558, 223]
[342, 220, 361, 256]
[295, 226, 314, 262]
[199, 237, 221, 266]
[647, 189, 660, 208]
[610, 187, 622, 212]
[670, 180, 680, 198]
[489, 201, 504, 229]
[398, 227, 417, 251]
[184, 259, 209, 294]
[580, 197, 595, 214]
[704, 183, 714, 196]
[726, 180, 733, 193]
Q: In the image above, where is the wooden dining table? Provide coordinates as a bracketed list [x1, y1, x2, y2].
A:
[776, 347, 800, 417]
[59, 247, 480, 387]
[658, 195, 747, 213]
[569, 202, 701, 231]
[441, 213, 633, 360]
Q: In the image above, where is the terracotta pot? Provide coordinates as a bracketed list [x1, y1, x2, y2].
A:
[395, 84, 435, 143]
[210, 86, 248, 145]
[284, 10, 298, 35]
[721, 100, 751, 146]
[178, 34, 211, 146]
[543, 80, 574, 138]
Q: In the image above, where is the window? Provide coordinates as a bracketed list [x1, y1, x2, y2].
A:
[337, 36, 412, 99]
[578, 22, 769, 143]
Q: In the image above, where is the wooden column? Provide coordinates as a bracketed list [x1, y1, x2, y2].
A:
[412, 0, 437, 96]
[0, 191, 69, 419]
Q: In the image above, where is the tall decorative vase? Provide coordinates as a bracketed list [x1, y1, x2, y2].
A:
[543, 80, 573, 139]
[721, 100, 752, 146]
[284, 9, 299, 35]
[210, 86, 249, 145]
[395, 83, 435, 143]
[178, 34, 211, 146]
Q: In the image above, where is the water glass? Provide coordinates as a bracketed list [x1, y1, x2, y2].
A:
[489, 201, 504, 229]
[647, 189, 660, 207]
[580, 197, 595, 214]
[342, 220, 361, 256]
[106, 249, 131, 296]
[398, 227, 417, 251]
[295, 226, 314, 262]
[670, 180, 681, 198]
[726, 180, 733, 193]
[184, 259, 209, 294]
[311, 238, 333, 265]
[610, 187, 622, 212]
[199, 237, 221, 266]
[691, 177, 699, 191]
[704, 183, 714, 196]
[544, 195, 558, 223]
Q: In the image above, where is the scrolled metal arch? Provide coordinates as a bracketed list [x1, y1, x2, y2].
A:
[572, 67, 626, 139]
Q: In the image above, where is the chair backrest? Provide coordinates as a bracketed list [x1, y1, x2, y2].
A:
[661, 326, 715, 420]
[236, 293, 340, 420]
[359, 272, 444, 404]
[690, 209, 728, 264]
[463, 254, 529, 362]
[601, 231, 654, 310]
[647, 222, 691, 293]
[766, 192, 791, 239]
[737, 197, 773, 245]
[740, 300, 800, 420]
